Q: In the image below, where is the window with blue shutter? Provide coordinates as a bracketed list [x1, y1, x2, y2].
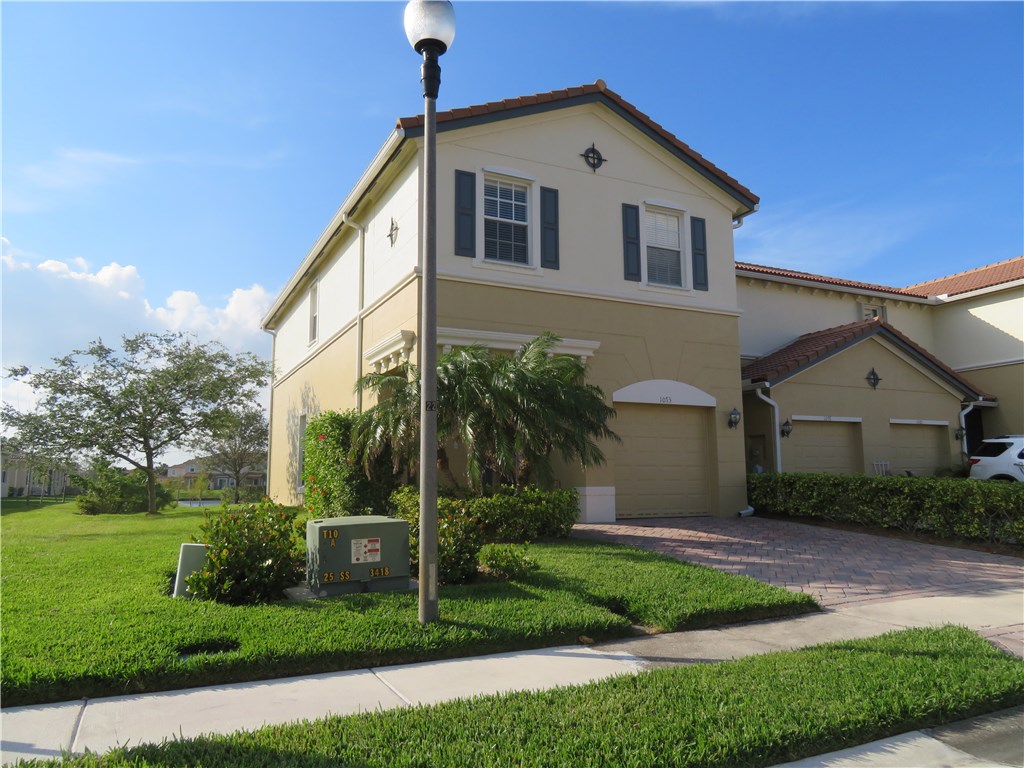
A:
[622, 204, 641, 281]
[454, 170, 475, 257]
[691, 217, 708, 291]
[540, 187, 559, 269]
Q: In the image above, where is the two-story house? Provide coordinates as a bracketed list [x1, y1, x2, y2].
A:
[262, 81, 760, 521]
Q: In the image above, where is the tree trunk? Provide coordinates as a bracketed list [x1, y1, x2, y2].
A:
[145, 449, 160, 515]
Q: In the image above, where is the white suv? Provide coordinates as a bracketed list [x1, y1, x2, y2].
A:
[968, 436, 1024, 482]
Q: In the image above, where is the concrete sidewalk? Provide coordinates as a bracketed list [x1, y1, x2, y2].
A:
[3, 588, 1022, 766]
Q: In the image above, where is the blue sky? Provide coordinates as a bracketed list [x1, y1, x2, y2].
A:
[3, 0, 1022, 396]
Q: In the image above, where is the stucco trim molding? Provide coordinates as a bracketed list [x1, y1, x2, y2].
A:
[791, 415, 863, 423]
[612, 380, 717, 408]
[364, 330, 417, 373]
[889, 418, 950, 426]
[438, 327, 601, 363]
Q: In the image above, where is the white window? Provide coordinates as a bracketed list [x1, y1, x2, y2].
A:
[188, 465, 196, 474]
[169, 468, 177, 477]
[645, 208, 683, 287]
[308, 281, 319, 344]
[483, 177, 529, 264]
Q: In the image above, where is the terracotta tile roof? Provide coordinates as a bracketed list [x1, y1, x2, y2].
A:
[742, 318, 990, 399]
[397, 79, 758, 210]
[735, 262, 921, 297]
[903, 256, 1024, 297]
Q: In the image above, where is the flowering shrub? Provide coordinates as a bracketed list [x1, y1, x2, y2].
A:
[186, 498, 305, 605]
[303, 411, 400, 517]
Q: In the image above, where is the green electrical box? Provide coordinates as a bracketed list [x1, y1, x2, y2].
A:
[306, 515, 412, 596]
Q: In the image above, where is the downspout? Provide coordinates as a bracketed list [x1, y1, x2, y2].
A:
[754, 383, 783, 473]
[265, 329, 277, 499]
[342, 214, 367, 411]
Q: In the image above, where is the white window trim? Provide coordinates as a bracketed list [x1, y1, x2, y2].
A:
[475, 167, 542, 272]
[638, 201, 692, 292]
[308, 279, 320, 346]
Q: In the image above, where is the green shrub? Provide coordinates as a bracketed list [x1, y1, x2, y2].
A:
[390, 486, 483, 584]
[748, 473, 1024, 545]
[72, 459, 172, 515]
[474, 486, 579, 542]
[304, 411, 400, 517]
[478, 543, 539, 580]
[186, 499, 305, 605]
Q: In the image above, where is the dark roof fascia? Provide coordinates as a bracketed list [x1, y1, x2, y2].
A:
[749, 324, 989, 401]
[402, 91, 760, 213]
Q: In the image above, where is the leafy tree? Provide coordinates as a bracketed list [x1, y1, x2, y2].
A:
[353, 333, 619, 494]
[3, 332, 271, 514]
[193, 405, 268, 504]
[72, 458, 173, 515]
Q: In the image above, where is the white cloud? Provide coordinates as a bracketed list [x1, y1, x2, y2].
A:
[2, 241, 273, 379]
[36, 259, 144, 298]
[1, 237, 31, 270]
[144, 284, 272, 352]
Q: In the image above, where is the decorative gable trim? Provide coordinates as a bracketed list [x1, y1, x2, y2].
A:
[438, 327, 600, 363]
[364, 330, 416, 373]
[612, 380, 716, 408]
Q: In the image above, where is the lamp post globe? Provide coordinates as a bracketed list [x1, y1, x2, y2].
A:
[404, 0, 456, 54]
[404, 0, 454, 625]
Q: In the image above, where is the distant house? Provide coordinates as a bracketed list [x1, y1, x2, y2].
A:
[261, 80, 1021, 521]
[1, 452, 76, 498]
[162, 458, 267, 492]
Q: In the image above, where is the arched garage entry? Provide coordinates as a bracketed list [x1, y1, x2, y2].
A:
[612, 380, 715, 518]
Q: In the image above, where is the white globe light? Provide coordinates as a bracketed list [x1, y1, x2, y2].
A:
[404, 0, 456, 54]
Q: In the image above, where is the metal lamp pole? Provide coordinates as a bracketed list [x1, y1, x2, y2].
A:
[404, 0, 455, 624]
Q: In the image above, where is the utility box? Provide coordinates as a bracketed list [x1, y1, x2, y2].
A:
[306, 515, 412, 596]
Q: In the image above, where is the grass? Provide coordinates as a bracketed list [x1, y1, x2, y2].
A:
[1, 502, 816, 707]
[24, 626, 1024, 767]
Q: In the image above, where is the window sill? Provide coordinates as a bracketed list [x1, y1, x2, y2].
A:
[471, 258, 543, 275]
[638, 281, 694, 296]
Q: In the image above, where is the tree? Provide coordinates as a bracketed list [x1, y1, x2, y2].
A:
[3, 332, 272, 514]
[353, 333, 619, 495]
[194, 405, 268, 504]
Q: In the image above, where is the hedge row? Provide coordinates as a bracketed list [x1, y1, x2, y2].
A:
[747, 473, 1024, 546]
[390, 485, 580, 584]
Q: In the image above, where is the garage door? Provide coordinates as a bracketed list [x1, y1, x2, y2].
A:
[613, 403, 709, 518]
[787, 420, 861, 474]
[891, 424, 947, 476]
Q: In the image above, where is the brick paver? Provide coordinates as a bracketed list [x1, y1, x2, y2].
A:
[574, 516, 1023, 609]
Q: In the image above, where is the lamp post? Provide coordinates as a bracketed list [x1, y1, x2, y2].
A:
[404, 0, 455, 624]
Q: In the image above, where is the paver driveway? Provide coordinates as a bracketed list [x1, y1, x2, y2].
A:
[574, 516, 1023, 608]
[576, 517, 1024, 655]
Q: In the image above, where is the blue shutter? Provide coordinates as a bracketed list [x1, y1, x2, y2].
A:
[691, 216, 708, 291]
[454, 170, 475, 257]
[540, 187, 559, 269]
[622, 204, 641, 282]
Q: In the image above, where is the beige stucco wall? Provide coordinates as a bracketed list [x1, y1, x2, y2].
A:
[747, 337, 965, 476]
[964, 363, 1024, 436]
[437, 279, 747, 516]
[267, 281, 421, 504]
[737, 277, 934, 360]
[434, 104, 743, 317]
[929, 286, 1024, 371]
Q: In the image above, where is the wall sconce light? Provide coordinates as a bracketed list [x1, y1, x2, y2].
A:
[954, 426, 965, 441]
[728, 408, 741, 429]
[780, 419, 794, 438]
[866, 368, 882, 390]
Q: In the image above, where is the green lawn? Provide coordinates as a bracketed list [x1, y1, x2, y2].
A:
[1, 502, 816, 707]
[25, 626, 1024, 768]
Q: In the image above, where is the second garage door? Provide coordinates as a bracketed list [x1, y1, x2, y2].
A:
[891, 423, 947, 476]
[786, 420, 861, 474]
[613, 403, 710, 518]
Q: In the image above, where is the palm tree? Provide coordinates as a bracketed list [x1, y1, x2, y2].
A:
[351, 333, 619, 495]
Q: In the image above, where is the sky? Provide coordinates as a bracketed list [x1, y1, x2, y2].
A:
[3, 1, 1022, 420]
